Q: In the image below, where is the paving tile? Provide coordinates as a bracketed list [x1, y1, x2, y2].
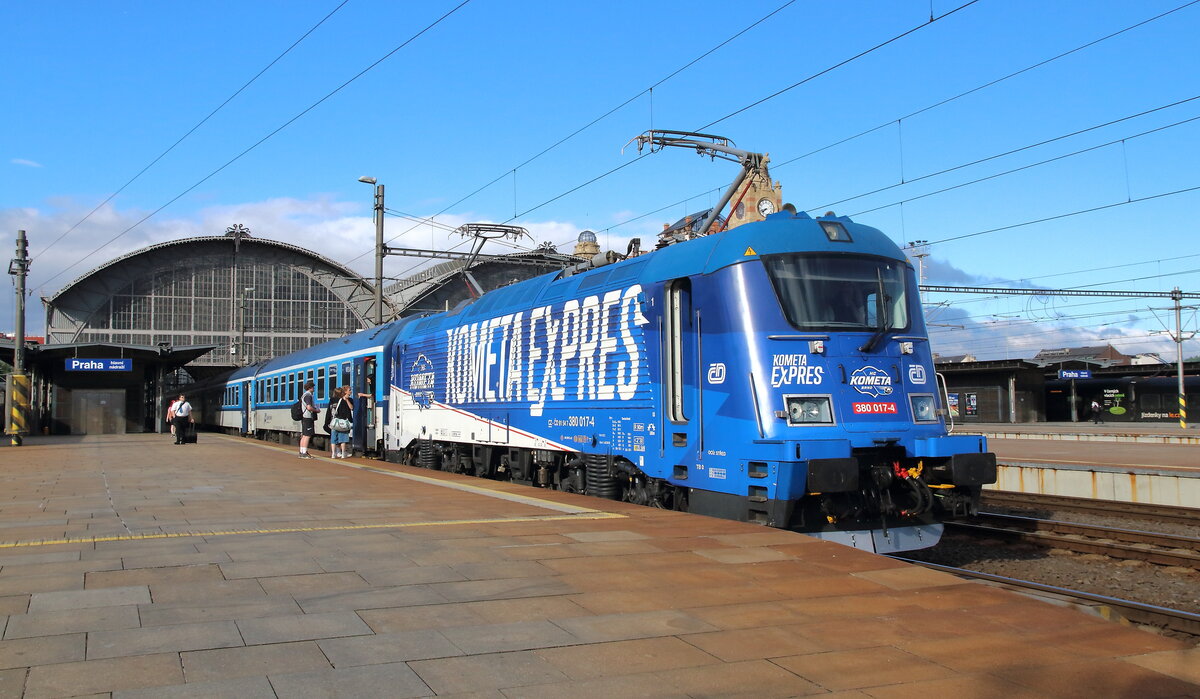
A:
[692, 546, 795, 564]
[0, 550, 81, 566]
[772, 645, 959, 691]
[182, 641, 332, 683]
[0, 558, 124, 578]
[356, 563, 467, 586]
[449, 560, 556, 581]
[466, 596, 592, 625]
[257, 571, 370, 597]
[86, 563, 225, 589]
[504, 658, 823, 699]
[269, 662, 433, 698]
[87, 619, 243, 660]
[29, 584, 150, 612]
[562, 529, 650, 542]
[1037, 624, 1188, 657]
[295, 583, 447, 613]
[1127, 647, 1200, 685]
[535, 636, 720, 679]
[146, 578, 267, 604]
[4, 604, 140, 639]
[440, 620, 580, 654]
[0, 632, 85, 670]
[0, 667, 26, 697]
[318, 629, 463, 666]
[862, 674, 1048, 699]
[851, 565, 973, 591]
[114, 675, 277, 698]
[24, 651, 183, 698]
[219, 557, 326, 579]
[140, 596, 302, 627]
[0, 572, 83, 596]
[0, 595, 27, 615]
[994, 658, 1200, 697]
[679, 624, 826, 662]
[552, 609, 718, 643]
[359, 602, 488, 633]
[683, 600, 813, 630]
[236, 610, 373, 645]
[409, 650, 570, 694]
[432, 576, 576, 603]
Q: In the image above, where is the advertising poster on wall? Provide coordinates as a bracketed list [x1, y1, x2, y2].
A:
[965, 392, 978, 417]
[947, 393, 960, 418]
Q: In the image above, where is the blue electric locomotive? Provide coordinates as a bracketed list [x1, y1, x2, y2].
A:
[383, 132, 996, 553]
[198, 131, 995, 552]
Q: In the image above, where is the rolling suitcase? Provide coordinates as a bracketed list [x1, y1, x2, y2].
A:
[182, 423, 198, 444]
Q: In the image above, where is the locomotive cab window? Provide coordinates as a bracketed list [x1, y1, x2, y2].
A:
[762, 254, 911, 332]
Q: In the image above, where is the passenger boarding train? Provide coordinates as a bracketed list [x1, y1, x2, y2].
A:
[193, 134, 996, 553]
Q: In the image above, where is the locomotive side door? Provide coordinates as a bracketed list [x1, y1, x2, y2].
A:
[664, 278, 698, 459]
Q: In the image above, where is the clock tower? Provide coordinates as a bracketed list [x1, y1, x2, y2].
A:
[726, 154, 783, 231]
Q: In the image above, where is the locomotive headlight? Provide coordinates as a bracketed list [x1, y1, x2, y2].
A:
[785, 395, 833, 425]
[909, 394, 937, 423]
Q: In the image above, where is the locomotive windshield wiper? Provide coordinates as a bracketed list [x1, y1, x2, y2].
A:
[858, 271, 891, 353]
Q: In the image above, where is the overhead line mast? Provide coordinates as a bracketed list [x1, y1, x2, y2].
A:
[924, 284, 1197, 429]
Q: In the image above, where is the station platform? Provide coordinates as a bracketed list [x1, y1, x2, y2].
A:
[957, 423, 1200, 509]
[1, 434, 1198, 697]
[960, 421, 1200, 445]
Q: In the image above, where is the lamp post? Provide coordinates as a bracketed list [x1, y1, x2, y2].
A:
[358, 176, 385, 325]
[238, 287, 254, 366]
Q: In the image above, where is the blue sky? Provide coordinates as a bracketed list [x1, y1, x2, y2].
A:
[2, 0, 1198, 361]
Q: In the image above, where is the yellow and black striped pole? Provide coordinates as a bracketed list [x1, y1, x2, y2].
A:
[1181, 392, 1188, 431]
[6, 374, 29, 446]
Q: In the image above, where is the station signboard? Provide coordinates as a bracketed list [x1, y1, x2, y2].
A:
[65, 358, 133, 371]
[1058, 369, 1092, 379]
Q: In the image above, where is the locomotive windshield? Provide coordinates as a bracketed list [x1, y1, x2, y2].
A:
[762, 254, 911, 332]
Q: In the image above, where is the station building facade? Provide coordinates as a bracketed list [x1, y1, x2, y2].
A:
[28, 227, 583, 436]
[35, 228, 386, 435]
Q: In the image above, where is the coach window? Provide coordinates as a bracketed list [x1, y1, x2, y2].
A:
[341, 362, 351, 388]
[328, 364, 337, 401]
[317, 368, 326, 400]
[666, 278, 691, 423]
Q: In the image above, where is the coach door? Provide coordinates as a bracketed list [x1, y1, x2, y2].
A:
[241, 383, 252, 434]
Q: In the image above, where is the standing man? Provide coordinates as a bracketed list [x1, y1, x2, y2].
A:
[299, 381, 317, 458]
[1091, 399, 1104, 424]
[172, 394, 193, 444]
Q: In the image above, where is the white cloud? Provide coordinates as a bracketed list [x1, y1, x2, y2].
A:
[10, 158, 43, 168]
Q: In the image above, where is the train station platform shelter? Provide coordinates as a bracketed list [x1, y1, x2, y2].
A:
[4, 341, 216, 436]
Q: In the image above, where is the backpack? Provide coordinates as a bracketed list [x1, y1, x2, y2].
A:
[290, 400, 303, 421]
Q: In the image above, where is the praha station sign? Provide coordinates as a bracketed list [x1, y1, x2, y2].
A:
[65, 358, 133, 371]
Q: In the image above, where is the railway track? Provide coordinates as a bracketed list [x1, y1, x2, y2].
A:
[892, 557, 1200, 639]
[946, 512, 1200, 570]
[982, 491, 1200, 527]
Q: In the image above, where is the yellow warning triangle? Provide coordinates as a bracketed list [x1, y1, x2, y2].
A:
[744, 246, 757, 256]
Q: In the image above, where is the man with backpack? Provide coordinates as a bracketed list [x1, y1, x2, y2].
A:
[298, 381, 317, 458]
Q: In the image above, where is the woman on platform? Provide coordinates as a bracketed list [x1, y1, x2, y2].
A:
[325, 386, 354, 458]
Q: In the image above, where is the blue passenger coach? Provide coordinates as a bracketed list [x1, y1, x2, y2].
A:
[386, 208, 996, 552]
[201, 322, 407, 454]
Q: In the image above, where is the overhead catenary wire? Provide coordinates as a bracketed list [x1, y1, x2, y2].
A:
[597, 2, 1199, 247]
[346, 0, 803, 275]
[38, 0, 476, 293]
[31, 0, 353, 264]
